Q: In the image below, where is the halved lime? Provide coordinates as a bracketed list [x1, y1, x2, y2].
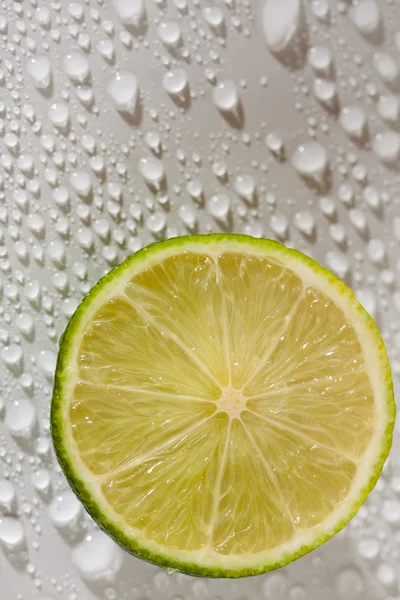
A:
[51, 234, 395, 578]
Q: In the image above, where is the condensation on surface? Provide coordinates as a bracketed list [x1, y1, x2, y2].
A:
[0, 0, 399, 597]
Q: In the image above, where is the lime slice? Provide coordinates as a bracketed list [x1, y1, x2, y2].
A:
[51, 234, 395, 578]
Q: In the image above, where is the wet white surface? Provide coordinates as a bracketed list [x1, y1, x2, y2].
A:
[0, 0, 399, 598]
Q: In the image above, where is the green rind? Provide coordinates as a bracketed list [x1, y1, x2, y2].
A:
[51, 233, 396, 578]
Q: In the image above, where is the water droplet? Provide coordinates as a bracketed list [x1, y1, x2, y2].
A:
[162, 69, 188, 97]
[376, 564, 395, 587]
[357, 538, 380, 560]
[265, 132, 285, 159]
[308, 46, 333, 76]
[97, 39, 115, 62]
[63, 52, 91, 84]
[72, 530, 123, 582]
[377, 95, 400, 125]
[70, 171, 92, 200]
[335, 567, 364, 599]
[0, 480, 17, 514]
[138, 156, 165, 188]
[26, 56, 52, 91]
[113, 0, 145, 26]
[350, 0, 381, 37]
[310, 0, 330, 22]
[5, 399, 37, 440]
[37, 350, 56, 380]
[203, 6, 225, 31]
[178, 205, 197, 229]
[313, 78, 337, 109]
[48, 491, 83, 531]
[1, 344, 23, 373]
[187, 180, 203, 202]
[291, 141, 328, 186]
[293, 211, 315, 236]
[374, 52, 399, 88]
[235, 175, 256, 202]
[263, 573, 287, 597]
[212, 80, 239, 113]
[262, 0, 302, 53]
[0, 517, 25, 552]
[157, 21, 181, 47]
[207, 194, 231, 219]
[367, 238, 385, 264]
[31, 469, 51, 496]
[48, 102, 70, 131]
[146, 212, 167, 234]
[326, 251, 349, 279]
[270, 214, 289, 239]
[362, 186, 381, 211]
[340, 106, 367, 140]
[382, 498, 400, 524]
[107, 72, 139, 116]
[373, 131, 400, 164]
[17, 313, 34, 338]
[145, 131, 161, 153]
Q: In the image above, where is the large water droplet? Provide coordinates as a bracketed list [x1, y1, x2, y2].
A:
[374, 52, 399, 88]
[0, 480, 17, 515]
[5, 398, 37, 440]
[0, 517, 26, 551]
[291, 141, 328, 186]
[63, 52, 91, 84]
[212, 80, 239, 113]
[107, 72, 139, 116]
[26, 56, 52, 91]
[157, 21, 181, 47]
[162, 69, 188, 97]
[262, 0, 302, 53]
[207, 194, 231, 219]
[350, 0, 381, 37]
[335, 567, 364, 599]
[373, 131, 400, 164]
[340, 106, 367, 140]
[72, 530, 123, 582]
[113, 0, 145, 26]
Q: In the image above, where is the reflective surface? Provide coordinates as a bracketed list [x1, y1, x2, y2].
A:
[0, 0, 399, 598]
